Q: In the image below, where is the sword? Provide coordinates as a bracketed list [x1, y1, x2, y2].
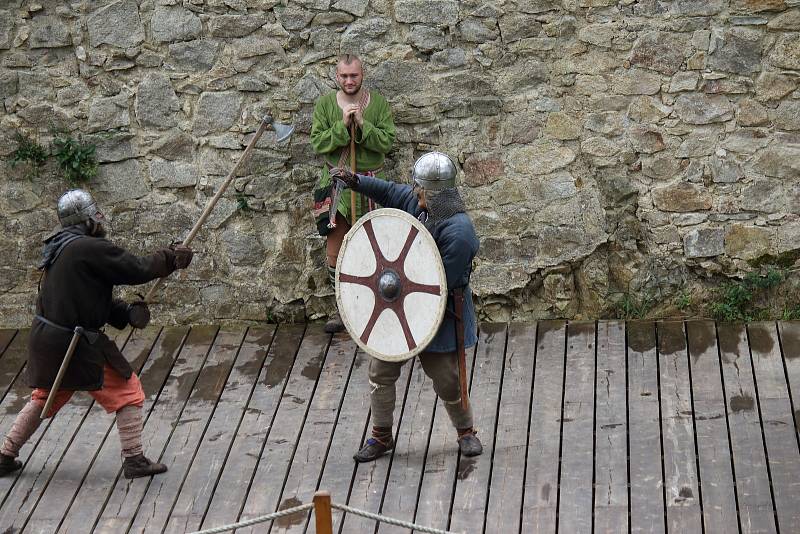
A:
[453, 288, 470, 411]
[40, 326, 84, 419]
[349, 123, 357, 225]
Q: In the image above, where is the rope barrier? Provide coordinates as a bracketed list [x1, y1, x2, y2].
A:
[187, 503, 314, 534]
[330, 502, 460, 534]
[186, 495, 462, 534]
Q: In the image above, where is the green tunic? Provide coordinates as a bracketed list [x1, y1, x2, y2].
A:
[310, 91, 395, 233]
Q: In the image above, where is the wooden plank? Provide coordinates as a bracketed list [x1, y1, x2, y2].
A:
[0, 326, 156, 532]
[717, 322, 776, 534]
[0, 328, 29, 402]
[268, 335, 358, 534]
[198, 324, 306, 531]
[448, 323, 507, 533]
[367, 337, 437, 534]
[306, 348, 372, 534]
[593, 320, 628, 534]
[90, 325, 221, 532]
[53, 325, 196, 533]
[234, 325, 332, 533]
[162, 326, 277, 534]
[407, 335, 479, 533]
[657, 320, 702, 532]
[520, 320, 566, 534]
[627, 321, 665, 534]
[336, 353, 415, 533]
[777, 321, 800, 439]
[478, 323, 537, 534]
[686, 320, 738, 534]
[126, 327, 248, 533]
[748, 322, 800, 532]
[0, 329, 17, 360]
[558, 321, 596, 533]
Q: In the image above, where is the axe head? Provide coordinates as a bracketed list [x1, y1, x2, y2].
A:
[272, 121, 295, 144]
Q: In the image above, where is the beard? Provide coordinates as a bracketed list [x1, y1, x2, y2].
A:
[341, 81, 362, 95]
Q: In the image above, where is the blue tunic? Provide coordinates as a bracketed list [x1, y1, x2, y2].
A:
[355, 176, 479, 353]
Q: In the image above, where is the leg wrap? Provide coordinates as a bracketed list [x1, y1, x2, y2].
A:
[419, 351, 474, 430]
[327, 264, 337, 288]
[1, 400, 44, 458]
[368, 358, 403, 428]
[116, 405, 144, 458]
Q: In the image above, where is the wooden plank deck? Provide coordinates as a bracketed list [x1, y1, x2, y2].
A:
[0, 321, 798, 534]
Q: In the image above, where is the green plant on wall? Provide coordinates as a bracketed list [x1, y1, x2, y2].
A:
[709, 268, 784, 321]
[613, 292, 652, 320]
[9, 131, 49, 179]
[52, 132, 98, 185]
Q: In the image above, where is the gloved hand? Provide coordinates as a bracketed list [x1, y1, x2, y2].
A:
[169, 243, 193, 270]
[127, 300, 151, 329]
[330, 167, 359, 189]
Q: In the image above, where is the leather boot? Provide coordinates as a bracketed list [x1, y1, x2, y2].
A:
[0, 453, 22, 476]
[457, 429, 483, 457]
[122, 454, 167, 479]
[324, 312, 345, 334]
[353, 436, 394, 463]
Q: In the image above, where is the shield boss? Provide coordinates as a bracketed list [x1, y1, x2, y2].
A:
[336, 208, 447, 362]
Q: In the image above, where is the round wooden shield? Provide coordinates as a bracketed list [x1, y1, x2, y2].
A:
[336, 208, 447, 362]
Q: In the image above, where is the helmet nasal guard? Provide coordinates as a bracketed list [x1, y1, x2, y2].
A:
[57, 189, 104, 227]
[411, 152, 458, 191]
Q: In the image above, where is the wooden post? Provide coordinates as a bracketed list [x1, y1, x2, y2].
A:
[313, 491, 333, 534]
[349, 123, 357, 225]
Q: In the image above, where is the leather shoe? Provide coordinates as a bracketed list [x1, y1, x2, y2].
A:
[324, 312, 345, 334]
[353, 437, 394, 463]
[122, 454, 167, 479]
[458, 431, 483, 457]
[0, 453, 22, 476]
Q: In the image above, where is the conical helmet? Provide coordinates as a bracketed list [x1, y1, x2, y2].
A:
[411, 152, 457, 191]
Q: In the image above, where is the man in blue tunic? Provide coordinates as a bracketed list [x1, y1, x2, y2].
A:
[332, 152, 483, 462]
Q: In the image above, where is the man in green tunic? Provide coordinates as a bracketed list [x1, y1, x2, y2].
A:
[311, 54, 396, 333]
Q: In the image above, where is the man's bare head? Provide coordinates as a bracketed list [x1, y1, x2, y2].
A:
[336, 54, 364, 96]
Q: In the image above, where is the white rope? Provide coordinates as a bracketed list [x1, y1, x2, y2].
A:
[331, 502, 461, 534]
[186, 499, 462, 534]
[187, 503, 314, 534]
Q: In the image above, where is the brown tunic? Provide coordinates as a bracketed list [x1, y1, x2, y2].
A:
[28, 236, 177, 390]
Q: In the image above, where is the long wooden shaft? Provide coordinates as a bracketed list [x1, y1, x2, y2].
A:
[454, 289, 470, 411]
[41, 326, 83, 419]
[144, 118, 272, 303]
[349, 123, 357, 225]
[313, 491, 333, 534]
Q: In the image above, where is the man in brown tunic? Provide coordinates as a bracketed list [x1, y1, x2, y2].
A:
[0, 189, 193, 479]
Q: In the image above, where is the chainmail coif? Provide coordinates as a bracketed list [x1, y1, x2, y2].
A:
[421, 187, 466, 231]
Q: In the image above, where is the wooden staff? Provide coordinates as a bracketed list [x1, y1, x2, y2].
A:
[40, 326, 83, 419]
[349, 123, 357, 225]
[453, 289, 470, 410]
[144, 116, 275, 304]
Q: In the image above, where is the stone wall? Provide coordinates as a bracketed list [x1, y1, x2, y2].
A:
[1, 0, 799, 327]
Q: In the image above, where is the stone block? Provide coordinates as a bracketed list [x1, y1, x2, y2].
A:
[725, 224, 773, 260]
[29, 15, 71, 49]
[674, 93, 734, 124]
[653, 182, 712, 212]
[629, 31, 689, 74]
[612, 69, 662, 95]
[135, 73, 179, 129]
[152, 6, 202, 43]
[768, 34, 800, 69]
[209, 14, 267, 37]
[87, 0, 144, 48]
[149, 158, 198, 188]
[395, 0, 459, 26]
[684, 227, 725, 258]
[544, 112, 582, 140]
[193, 91, 242, 136]
[508, 140, 576, 176]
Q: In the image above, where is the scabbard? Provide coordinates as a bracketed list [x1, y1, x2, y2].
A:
[40, 326, 84, 419]
[453, 288, 469, 411]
